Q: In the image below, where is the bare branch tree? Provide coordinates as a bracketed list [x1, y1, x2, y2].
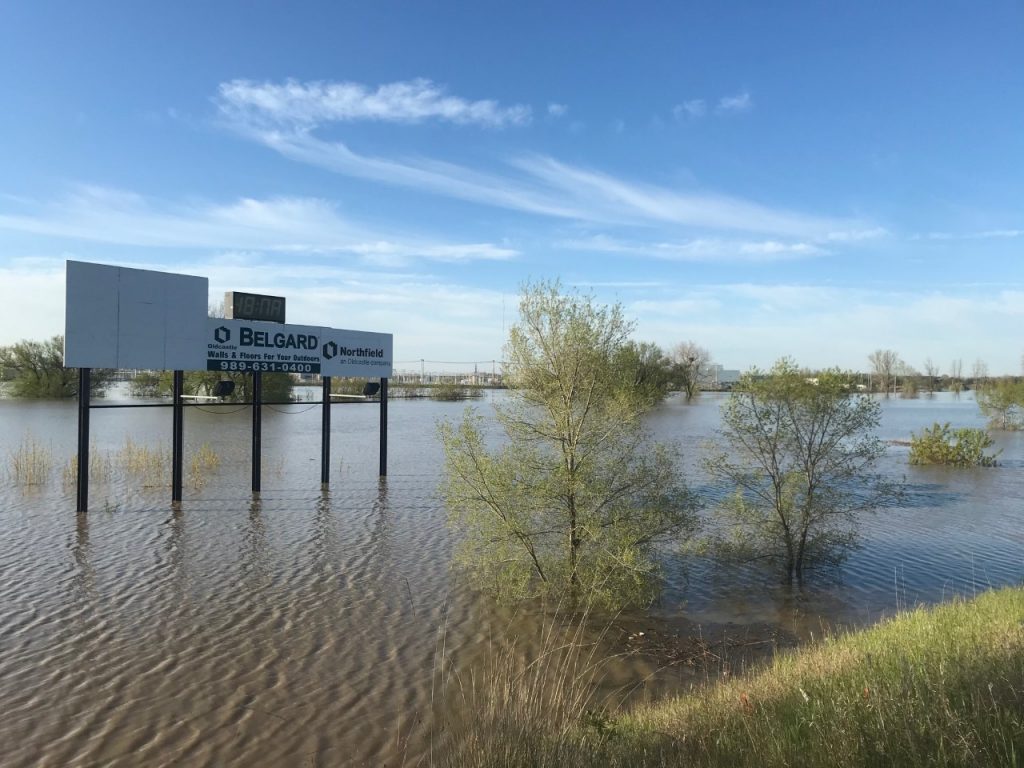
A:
[671, 341, 712, 401]
[868, 349, 900, 397]
[923, 358, 939, 393]
[950, 359, 963, 396]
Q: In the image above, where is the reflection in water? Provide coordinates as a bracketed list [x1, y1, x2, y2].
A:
[243, 496, 269, 586]
[164, 508, 188, 602]
[72, 511, 95, 599]
[369, 478, 392, 570]
[311, 487, 337, 575]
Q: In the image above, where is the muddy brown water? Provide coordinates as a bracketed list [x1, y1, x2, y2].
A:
[1, 390, 1021, 766]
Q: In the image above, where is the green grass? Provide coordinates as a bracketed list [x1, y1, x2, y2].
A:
[437, 588, 1024, 767]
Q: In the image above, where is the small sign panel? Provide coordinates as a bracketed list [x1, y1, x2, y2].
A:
[207, 319, 322, 373]
[225, 291, 286, 324]
[319, 327, 394, 378]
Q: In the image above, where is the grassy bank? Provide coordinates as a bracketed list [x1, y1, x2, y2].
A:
[438, 587, 1024, 767]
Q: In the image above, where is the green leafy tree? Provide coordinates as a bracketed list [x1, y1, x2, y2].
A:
[909, 423, 999, 467]
[0, 335, 112, 398]
[440, 282, 697, 609]
[705, 359, 901, 584]
[613, 340, 674, 408]
[976, 378, 1024, 430]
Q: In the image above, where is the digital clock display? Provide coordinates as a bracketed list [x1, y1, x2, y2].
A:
[225, 291, 286, 324]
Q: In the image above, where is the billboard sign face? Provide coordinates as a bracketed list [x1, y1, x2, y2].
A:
[64, 261, 208, 370]
[206, 319, 323, 374]
[205, 320, 394, 377]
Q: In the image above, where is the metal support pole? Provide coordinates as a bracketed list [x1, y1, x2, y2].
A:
[171, 370, 184, 504]
[379, 377, 388, 477]
[76, 368, 91, 513]
[321, 375, 331, 487]
[252, 371, 262, 495]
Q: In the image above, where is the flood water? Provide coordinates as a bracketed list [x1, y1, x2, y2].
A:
[1, 390, 1021, 766]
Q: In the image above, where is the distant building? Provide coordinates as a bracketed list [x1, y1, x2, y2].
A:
[707, 364, 742, 389]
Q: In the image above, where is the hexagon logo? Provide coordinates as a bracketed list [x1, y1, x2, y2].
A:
[214, 326, 231, 343]
[322, 340, 338, 359]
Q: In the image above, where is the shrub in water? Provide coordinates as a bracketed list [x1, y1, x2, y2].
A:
[909, 422, 999, 467]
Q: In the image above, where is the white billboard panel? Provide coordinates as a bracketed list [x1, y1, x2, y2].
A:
[65, 261, 121, 368]
[65, 261, 208, 370]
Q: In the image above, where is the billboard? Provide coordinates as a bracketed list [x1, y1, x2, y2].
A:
[65, 261, 394, 377]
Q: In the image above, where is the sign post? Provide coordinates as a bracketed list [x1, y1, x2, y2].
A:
[171, 370, 184, 503]
[251, 372, 263, 495]
[321, 376, 332, 486]
[379, 378, 388, 477]
[76, 368, 90, 513]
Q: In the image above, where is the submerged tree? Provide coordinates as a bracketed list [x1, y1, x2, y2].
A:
[976, 378, 1024, 430]
[613, 340, 674, 408]
[0, 335, 112, 398]
[705, 359, 901, 584]
[868, 349, 900, 397]
[671, 341, 712, 400]
[440, 282, 697, 609]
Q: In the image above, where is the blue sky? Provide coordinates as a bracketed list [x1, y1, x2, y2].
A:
[1, 1, 1022, 374]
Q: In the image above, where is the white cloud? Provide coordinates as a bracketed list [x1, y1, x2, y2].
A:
[217, 78, 532, 128]
[673, 99, 706, 119]
[0, 263, 66, 343]
[825, 227, 889, 242]
[716, 91, 752, 114]
[218, 81, 867, 239]
[0, 185, 517, 263]
[547, 102, 568, 117]
[913, 228, 1023, 241]
[558, 234, 826, 262]
[630, 283, 1024, 374]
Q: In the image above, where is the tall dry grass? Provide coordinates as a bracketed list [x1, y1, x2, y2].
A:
[188, 442, 221, 490]
[118, 437, 170, 487]
[61, 447, 112, 487]
[435, 587, 1024, 768]
[9, 434, 53, 485]
[429, 603, 640, 767]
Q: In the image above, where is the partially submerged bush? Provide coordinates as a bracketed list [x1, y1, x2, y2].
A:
[976, 378, 1024, 430]
[909, 422, 999, 467]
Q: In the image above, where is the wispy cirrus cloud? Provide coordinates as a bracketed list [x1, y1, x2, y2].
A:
[217, 78, 532, 128]
[558, 234, 827, 262]
[0, 185, 517, 263]
[217, 79, 869, 240]
[547, 102, 568, 117]
[911, 228, 1023, 241]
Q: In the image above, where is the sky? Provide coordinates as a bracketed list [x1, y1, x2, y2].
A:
[0, 1, 1022, 375]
